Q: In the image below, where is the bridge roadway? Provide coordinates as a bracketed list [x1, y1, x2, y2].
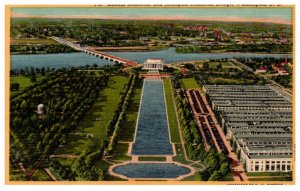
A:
[51, 36, 137, 67]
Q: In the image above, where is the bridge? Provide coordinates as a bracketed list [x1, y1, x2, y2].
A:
[51, 37, 138, 66]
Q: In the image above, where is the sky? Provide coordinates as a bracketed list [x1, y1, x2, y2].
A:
[10, 7, 293, 24]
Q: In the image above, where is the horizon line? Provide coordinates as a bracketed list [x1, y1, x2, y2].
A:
[11, 13, 292, 25]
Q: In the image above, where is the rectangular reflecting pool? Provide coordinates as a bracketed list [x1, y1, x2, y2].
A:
[131, 79, 173, 155]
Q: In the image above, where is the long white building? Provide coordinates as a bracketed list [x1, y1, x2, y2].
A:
[204, 85, 293, 173]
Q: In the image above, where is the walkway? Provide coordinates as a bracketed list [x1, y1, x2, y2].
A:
[44, 168, 57, 181]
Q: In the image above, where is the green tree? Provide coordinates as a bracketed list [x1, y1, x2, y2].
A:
[203, 62, 210, 70]
[10, 83, 20, 91]
[208, 171, 223, 181]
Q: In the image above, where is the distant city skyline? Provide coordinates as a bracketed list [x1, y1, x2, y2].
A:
[11, 7, 292, 24]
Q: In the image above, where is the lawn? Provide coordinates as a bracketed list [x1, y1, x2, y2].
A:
[246, 171, 292, 176]
[248, 177, 292, 181]
[209, 61, 235, 68]
[109, 79, 143, 161]
[53, 158, 76, 167]
[247, 171, 292, 181]
[118, 79, 143, 142]
[208, 78, 255, 85]
[180, 78, 200, 89]
[138, 157, 166, 161]
[110, 143, 131, 161]
[53, 75, 129, 155]
[163, 78, 181, 143]
[10, 75, 47, 96]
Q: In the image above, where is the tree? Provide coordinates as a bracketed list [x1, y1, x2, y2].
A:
[216, 63, 222, 71]
[219, 162, 230, 175]
[208, 171, 223, 181]
[203, 62, 210, 70]
[30, 74, 37, 82]
[11, 83, 20, 91]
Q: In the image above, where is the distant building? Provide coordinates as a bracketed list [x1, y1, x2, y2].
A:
[143, 59, 164, 71]
[278, 68, 289, 76]
[37, 104, 44, 115]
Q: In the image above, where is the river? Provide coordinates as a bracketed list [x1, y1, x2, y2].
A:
[10, 48, 291, 69]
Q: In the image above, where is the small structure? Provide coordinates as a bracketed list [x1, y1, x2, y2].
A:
[37, 104, 44, 115]
[143, 59, 164, 71]
[278, 68, 289, 75]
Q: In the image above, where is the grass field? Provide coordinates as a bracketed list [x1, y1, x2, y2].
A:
[247, 171, 292, 181]
[248, 177, 292, 181]
[54, 75, 128, 155]
[209, 61, 235, 68]
[208, 78, 254, 85]
[138, 157, 166, 161]
[10, 75, 47, 96]
[110, 143, 131, 161]
[180, 78, 200, 89]
[163, 78, 181, 143]
[246, 172, 292, 176]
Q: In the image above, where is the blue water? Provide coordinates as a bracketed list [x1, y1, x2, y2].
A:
[11, 52, 114, 69]
[132, 79, 173, 155]
[106, 48, 291, 64]
[11, 7, 292, 21]
[113, 163, 191, 178]
[10, 48, 291, 69]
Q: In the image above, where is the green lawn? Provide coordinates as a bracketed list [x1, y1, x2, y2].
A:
[54, 75, 128, 155]
[246, 172, 292, 176]
[138, 157, 166, 161]
[208, 78, 255, 85]
[248, 177, 292, 181]
[110, 143, 131, 161]
[209, 61, 235, 68]
[53, 158, 76, 167]
[163, 78, 181, 143]
[180, 78, 200, 89]
[247, 171, 292, 181]
[10, 75, 47, 96]
[118, 79, 143, 142]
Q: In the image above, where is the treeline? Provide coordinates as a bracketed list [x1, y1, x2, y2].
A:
[10, 69, 109, 168]
[171, 75, 231, 181]
[11, 18, 291, 48]
[10, 44, 78, 54]
[176, 44, 292, 53]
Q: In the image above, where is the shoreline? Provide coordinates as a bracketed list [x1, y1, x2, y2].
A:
[10, 48, 292, 56]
